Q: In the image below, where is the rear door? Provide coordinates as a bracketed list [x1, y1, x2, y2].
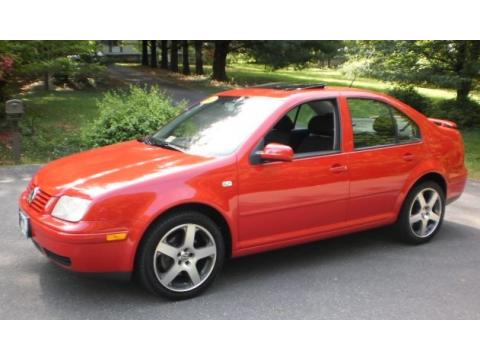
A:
[344, 97, 424, 225]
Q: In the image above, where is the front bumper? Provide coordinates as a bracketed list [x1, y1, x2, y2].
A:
[19, 196, 138, 273]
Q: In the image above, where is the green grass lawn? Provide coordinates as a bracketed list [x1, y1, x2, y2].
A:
[463, 128, 480, 179]
[0, 89, 102, 165]
[227, 64, 480, 102]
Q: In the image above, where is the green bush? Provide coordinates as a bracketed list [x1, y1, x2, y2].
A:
[387, 85, 431, 114]
[52, 58, 106, 89]
[86, 85, 186, 147]
[430, 98, 480, 128]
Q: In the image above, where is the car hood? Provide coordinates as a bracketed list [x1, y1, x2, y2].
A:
[34, 140, 213, 198]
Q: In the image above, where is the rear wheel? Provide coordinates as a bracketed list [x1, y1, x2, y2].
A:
[396, 181, 445, 244]
[136, 211, 225, 300]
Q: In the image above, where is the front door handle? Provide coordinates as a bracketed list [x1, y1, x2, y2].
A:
[330, 164, 348, 174]
[402, 153, 415, 162]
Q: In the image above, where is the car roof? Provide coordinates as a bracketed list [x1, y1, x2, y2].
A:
[217, 82, 383, 99]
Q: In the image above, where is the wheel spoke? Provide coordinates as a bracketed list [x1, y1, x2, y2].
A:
[159, 264, 182, 286]
[417, 192, 427, 208]
[419, 219, 428, 236]
[184, 224, 197, 248]
[428, 192, 439, 208]
[195, 244, 216, 260]
[430, 211, 440, 222]
[156, 242, 178, 259]
[409, 213, 422, 225]
[186, 265, 201, 285]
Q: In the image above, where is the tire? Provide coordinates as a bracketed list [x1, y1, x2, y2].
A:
[396, 181, 445, 245]
[136, 211, 225, 300]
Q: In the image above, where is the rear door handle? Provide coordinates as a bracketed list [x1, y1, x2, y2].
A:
[402, 153, 415, 162]
[329, 164, 348, 174]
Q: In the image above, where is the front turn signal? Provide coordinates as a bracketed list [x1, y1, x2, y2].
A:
[106, 232, 128, 241]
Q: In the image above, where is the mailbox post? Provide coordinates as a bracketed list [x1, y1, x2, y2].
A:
[5, 99, 25, 164]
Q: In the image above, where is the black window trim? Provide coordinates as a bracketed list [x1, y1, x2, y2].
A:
[249, 97, 342, 165]
[346, 97, 423, 151]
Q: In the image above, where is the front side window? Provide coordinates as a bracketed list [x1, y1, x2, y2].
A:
[348, 98, 421, 149]
[151, 96, 284, 157]
[263, 99, 339, 156]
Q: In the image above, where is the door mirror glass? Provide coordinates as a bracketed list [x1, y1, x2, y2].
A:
[259, 143, 294, 162]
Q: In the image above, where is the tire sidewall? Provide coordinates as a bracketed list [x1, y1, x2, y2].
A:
[137, 211, 225, 300]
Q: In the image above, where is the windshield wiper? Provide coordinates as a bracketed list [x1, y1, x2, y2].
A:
[141, 136, 185, 152]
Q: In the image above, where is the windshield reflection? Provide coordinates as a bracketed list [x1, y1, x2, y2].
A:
[151, 96, 283, 157]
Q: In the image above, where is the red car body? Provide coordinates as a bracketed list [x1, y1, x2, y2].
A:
[18, 86, 467, 274]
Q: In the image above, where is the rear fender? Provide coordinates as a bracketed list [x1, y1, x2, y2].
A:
[392, 159, 448, 218]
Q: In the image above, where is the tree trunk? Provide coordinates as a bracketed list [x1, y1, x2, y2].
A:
[170, 40, 179, 72]
[194, 41, 204, 75]
[182, 41, 191, 75]
[44, 72, 50, 90]
[456, 81, 472, 102]
[161, 40, 168, 69]
[150, 40, 158, 68]
[453, 40, 480, 102]
[212, 40, 230, 81]
[141, 40, 149, 66]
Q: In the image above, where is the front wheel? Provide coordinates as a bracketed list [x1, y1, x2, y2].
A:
[136, 211, 225, 300]
[396, 181, 445, 245]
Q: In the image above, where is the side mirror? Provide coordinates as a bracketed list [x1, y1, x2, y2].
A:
[259, 143, 294, 162]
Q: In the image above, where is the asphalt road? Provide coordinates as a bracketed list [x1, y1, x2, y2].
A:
[107, 64, 207, 104]
[1, 164, 479, 319]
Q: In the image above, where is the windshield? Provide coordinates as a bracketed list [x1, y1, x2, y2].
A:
[151, 96, 283, 157]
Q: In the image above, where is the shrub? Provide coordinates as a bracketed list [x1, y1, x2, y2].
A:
[387, 85, 431, 114]
[52, 58, 106, 89]
[430, 98, 480, 128]
[86, 85, 186, 147]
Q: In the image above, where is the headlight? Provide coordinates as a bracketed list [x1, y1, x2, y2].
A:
[51, 196, 91, 222]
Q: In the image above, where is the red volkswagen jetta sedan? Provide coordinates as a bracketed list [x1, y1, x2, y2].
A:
[19, 83, 467, 299]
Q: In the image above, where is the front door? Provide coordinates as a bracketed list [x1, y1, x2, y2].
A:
[237, 99, 350, 249]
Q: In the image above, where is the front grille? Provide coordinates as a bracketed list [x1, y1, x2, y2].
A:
[26, 183, 52, 213]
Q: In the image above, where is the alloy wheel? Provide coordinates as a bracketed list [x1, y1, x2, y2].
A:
[153, 223, 217, 292]
[409, 188, 442, 238]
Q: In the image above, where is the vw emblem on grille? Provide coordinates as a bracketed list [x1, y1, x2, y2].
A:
[28, 187, 40, 204]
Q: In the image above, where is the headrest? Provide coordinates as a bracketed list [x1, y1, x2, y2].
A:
[373, 117, 395, 135]
[308, 113, 334, 136]
[274, 115, 294, 131]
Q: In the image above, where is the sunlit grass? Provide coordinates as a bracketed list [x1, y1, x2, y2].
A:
[463, 128, 480, 180]
[225, 64, 479, 102]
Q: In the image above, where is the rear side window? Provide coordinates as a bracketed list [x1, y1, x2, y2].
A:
[393, 108, 421, 142]
[348, 98, 421, 149]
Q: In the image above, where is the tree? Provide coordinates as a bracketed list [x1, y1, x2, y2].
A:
[149, 40, 157, 68]
[182, 41, 191, 75]
[212, 40, 230, 81]
[247, 41, 343, 70]
[161, 40, 168, 69]
[350, 41, 480, 102]
[7, 41, 98, 90]
[194, 41, 204, 75]
[170, 40, 179, 72]
[141, 40, 149, 66]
